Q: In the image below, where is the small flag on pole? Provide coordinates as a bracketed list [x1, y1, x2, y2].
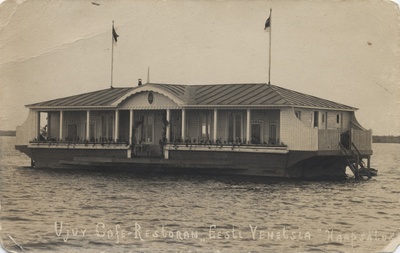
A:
[264, 15, 271, 30]
[265, 9, 272, 85]
[112, 23, 119, 42]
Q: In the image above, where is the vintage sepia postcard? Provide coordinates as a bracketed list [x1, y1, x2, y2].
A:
[1, 0, 399, 252]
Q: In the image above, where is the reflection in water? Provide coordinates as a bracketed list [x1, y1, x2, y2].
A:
[1, 137, 399, 252]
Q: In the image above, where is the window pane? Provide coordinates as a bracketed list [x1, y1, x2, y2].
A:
[146, 124, 153, 142]
[295, 111, 301, 120]
[90, 123, 95, 140]
[108, 115, 113, 138]
[228, 114, 234, 141]
[201, 114, 207, 138]
[235, 115, 241, 139]
[314, 111, 319, 128]
[101, 116, 106, 137]
[269, 124, 277, 144]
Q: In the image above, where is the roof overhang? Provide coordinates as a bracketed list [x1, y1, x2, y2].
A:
[26, 104, 357, 111]
[291, 105, 358, 111]
[183, 104, 357, 111]
[26, 106, 116, 110]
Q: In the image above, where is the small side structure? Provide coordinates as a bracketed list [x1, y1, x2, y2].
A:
[15, 83, 373, 179]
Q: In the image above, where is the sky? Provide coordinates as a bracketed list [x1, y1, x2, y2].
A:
[0, 0, 399, 135]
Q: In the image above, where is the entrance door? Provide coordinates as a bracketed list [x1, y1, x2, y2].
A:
[67, 124, 77, 141]
[139, 113, 154, 144]
[136, 112, 160, 157]
[170, 115, 182, 142]
[251, 124, 261, 144]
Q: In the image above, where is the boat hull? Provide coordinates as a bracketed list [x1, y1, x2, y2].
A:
[16, 145, 348, 179]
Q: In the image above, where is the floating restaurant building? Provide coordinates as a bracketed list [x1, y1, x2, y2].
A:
[15, 82, 373, 178]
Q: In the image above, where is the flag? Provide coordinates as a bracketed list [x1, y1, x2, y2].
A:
[112, 24, 119, 42]
[264, 15, 271, 30]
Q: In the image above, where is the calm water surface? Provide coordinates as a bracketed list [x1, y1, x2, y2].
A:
[1, 136, 399, 253]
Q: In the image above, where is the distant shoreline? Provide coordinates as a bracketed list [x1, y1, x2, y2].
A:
[0, 131, 398, 143]
[0, 130, 16, 136]
[373, 136, 400, 144]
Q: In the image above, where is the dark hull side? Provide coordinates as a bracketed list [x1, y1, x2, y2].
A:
[15, 145, 348, 179]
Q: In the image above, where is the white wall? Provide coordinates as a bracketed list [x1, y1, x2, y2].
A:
[294, 108, 352, 131]
[280, 108, 318, 151]
[16, 109, 37, 145]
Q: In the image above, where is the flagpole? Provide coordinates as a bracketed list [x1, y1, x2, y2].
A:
[147, 66, 150, 84]
[111, 20, 115, 88]
[268, 8, 272, 85]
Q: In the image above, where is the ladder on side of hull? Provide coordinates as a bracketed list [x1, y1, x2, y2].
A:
[339, 142, 372, 180]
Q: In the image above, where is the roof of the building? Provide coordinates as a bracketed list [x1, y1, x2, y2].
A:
[27, 87, 135, 107]
[27, 83, 357, 110]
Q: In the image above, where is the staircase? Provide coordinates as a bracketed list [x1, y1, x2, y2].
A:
[339, 142, 373, 179]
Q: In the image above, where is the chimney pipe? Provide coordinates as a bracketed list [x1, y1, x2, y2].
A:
[138, 79, 142, 86]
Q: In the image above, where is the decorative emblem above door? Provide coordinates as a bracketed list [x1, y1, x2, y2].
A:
[148, 92, 154, 104]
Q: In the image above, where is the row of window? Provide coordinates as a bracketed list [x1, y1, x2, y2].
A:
[47, 112, 280, 144]
[139, 112, 279, 144]
[295, 110, 342, 128]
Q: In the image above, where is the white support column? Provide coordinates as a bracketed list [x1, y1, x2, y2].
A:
[213, 109, 218, 141]
[36, 111, 41, 140]
[59, 111, 63, 141]
[114, 109, 119, 142]
[129, 109, 134, 145]
[166, 109, 171, 142]
[86, 110, 90, 140]
[181, 108, 186, 141]
[246, 109, 251, 144]
[128, 109, 134, 159]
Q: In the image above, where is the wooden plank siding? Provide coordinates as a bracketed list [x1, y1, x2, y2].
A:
[318, 129, 340, 150]
[280, 108, 318, 150]
[351, 129, 372, 151]
[299, 109, 313, 127]
[342, 112, 351, 131]
[294, 108, 352, 131]
[327, 112, 341, 130]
